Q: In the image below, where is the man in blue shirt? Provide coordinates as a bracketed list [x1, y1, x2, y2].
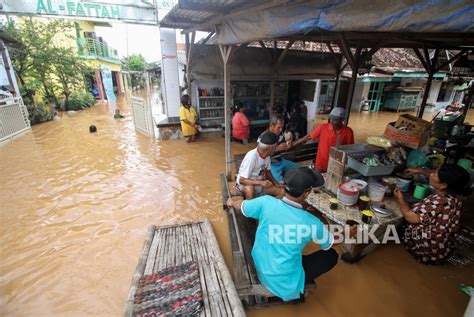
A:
[227, 167, 344, 302]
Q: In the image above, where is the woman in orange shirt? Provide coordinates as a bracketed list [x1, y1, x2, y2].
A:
[232, 104, 250, 144]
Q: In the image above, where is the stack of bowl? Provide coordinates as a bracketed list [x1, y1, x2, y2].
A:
[337, 182, 360, 206]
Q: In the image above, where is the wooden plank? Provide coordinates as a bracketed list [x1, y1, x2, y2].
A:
[177, 225, 186, 265]
[153, 227, 165, 273]
[203, 219, 245, 316]
[189, 224, 214, 317]
[184, 224, 210, 317]
[123, 225, 155, 317]
[199, 224, 229, 316]
[158, 227, 170, 270]
[169, 227, 176, 267]
[144, 228, 160, 275]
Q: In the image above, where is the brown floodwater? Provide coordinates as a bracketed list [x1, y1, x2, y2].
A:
[1, 96, 473, 316]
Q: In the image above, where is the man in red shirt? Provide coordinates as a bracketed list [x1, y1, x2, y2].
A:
[308, 107, 354, 172]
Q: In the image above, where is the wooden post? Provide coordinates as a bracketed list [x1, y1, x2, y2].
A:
[270, 41, 294, 110]
[416, 48, 439, 118]
[219, 45, 233, 180]
[185, 32, 195, 95]
[345, 66, 358, 124]
[270, 70, 276, 109]
[331, 69, 341, 108]
[462, 83, 474, 117]
[0, 41, 17, 96]
[418, 73, 433, 118]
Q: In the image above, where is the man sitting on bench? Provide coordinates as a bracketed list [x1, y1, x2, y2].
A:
[258, 113, 308, 183]
[236, 131, 282, 199]
[228, 167, 352, 302]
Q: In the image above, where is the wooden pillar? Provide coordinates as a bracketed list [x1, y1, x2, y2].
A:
[185, 31, 196, 95]
[414, 48, 440, 118]
[0, 41, 17, 96]
[345, 65, 358, 123]
[115, 71, 123, 95]
[331, 69, 341, 108]
[219, 45, 233, 180]
[418, 73, 433, 118]
[270, 71, 276, 110]
[462, 82, 474, 117]
[95, 69, 105, 100]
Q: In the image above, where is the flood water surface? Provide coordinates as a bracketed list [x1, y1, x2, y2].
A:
[0, 98, 229, 316]
[1, 98, 472, 316]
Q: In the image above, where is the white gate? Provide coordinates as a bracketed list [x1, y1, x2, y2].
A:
[0, 96, 31, 144]
[131, 96, 155, 137]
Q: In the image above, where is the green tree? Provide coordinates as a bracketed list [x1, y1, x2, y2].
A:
[52, 47, 89, 106]
[122, 54, 147, 72]
[1, 18, 90, 108]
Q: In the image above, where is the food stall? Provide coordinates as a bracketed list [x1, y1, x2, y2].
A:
[305, 110, 474, 263]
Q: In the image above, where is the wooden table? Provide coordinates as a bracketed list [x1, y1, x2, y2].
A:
[306, 191, 404, 263]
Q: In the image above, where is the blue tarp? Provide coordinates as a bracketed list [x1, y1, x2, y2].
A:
[216, 0, 474, 44]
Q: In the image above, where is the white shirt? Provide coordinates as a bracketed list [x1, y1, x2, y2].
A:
[237, 148, 271, 185]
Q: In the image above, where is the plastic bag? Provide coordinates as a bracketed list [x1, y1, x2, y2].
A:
[367, 136, 392, 148]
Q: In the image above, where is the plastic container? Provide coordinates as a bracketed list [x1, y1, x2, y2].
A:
[347, 154, 395, 177]
[396, 173, 412, 192]
[458, 159, 472, 171]
[351, 179, 368, 195]
[337, 182, 360, 206]
[368, 183, 387, 202]
[413, 184, 430, 199]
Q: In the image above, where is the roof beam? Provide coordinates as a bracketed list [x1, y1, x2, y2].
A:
[337, 33, 355, 69]
[275, 41, 295, 69]
[201, 31, 215, 44]
[433, 49, 468, 73]
[258, 41, 275, 62]
[413, 48, 431, 73]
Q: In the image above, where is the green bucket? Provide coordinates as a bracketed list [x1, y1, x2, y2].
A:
[413, 184, 430, 200]
[458, 159, 472, 171]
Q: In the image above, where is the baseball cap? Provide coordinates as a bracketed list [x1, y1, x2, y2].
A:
[259, 131, 278, 145]
[328, 107, 346, 120]
[284, 167, 325, 196]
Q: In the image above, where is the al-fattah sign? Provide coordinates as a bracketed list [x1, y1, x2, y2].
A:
[0, 0, 158, 25]
[36, 0, 120, 19]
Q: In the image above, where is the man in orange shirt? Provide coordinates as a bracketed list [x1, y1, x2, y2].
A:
[308, 107, 354, 172]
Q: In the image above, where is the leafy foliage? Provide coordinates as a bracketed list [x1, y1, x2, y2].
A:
[65, 92, 96, 111]
[1, 18, 92, 113]
[122, 54, 147, 72]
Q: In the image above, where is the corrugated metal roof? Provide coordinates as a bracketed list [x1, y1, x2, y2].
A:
[159, 0, 245, 30]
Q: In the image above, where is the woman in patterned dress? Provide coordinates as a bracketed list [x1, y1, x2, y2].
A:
[394, 164, 471, 264]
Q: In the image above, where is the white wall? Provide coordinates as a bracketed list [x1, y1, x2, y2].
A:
[303, 79, 321, 133]
[351, 81, 369, 112]
[160, 28, 181, 118]
[427, 80, 442, 105]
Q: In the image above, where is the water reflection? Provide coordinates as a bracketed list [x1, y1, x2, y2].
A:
[0, 92, 227, 316]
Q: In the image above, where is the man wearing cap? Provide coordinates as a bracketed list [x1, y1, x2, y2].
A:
[227, 167, 342, 302]
[308, 107, 354, 172]
[236, 131, 283, 199]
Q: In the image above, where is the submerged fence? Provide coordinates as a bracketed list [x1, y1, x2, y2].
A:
[131, 96, 155, 137]
[0, 96, 31, 144]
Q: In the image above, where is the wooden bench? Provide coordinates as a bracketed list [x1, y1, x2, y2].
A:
[221, 175, 316, 309]
[234, 141, 318, 172]
[124, 220, 245, 316]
